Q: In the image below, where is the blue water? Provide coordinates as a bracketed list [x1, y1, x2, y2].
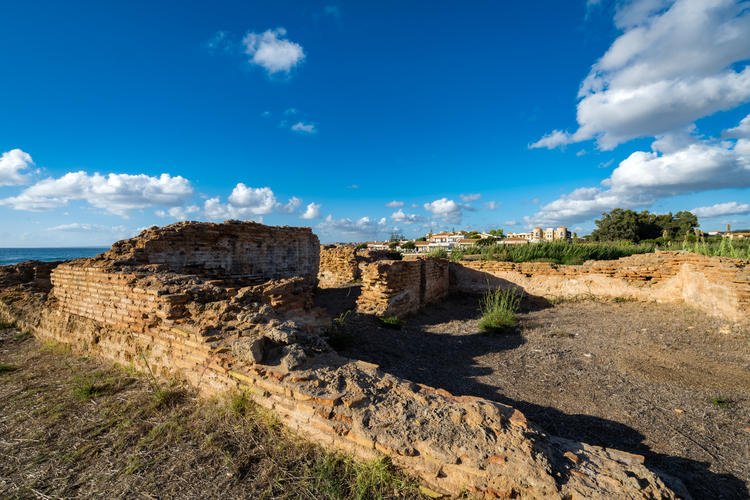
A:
[0, 248, 110, 266]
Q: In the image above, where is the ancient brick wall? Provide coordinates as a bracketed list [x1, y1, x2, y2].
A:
[98, 221, 320, 284]
[356, 257, 449, 317]
[451, 251, 750, 322]
[318, 245, 358, 287]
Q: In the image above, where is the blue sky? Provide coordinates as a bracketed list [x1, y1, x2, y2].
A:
[1, 0, 749, 247]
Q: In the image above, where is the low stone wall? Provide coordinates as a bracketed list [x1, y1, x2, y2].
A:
[357, 257, 449, 317]
[0, 284, 683, 499]
[451, 251, 750, 322]
[318, 245, 359, 287]
[98, 220, 320, 284]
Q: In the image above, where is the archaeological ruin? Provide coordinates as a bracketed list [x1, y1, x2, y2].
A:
[3, 221, 749, 498]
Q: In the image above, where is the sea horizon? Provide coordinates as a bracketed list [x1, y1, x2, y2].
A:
[0, 247, 110, 267]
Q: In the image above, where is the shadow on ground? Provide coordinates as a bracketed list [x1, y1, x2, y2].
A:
[313, 287, 748, 500]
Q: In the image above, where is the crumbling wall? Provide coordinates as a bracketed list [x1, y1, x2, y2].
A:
[318, 245, 358, 286]
[1, 285, 683, 500]
[451, 251, 750, 322]
[98, 221, 320, 284]
[357, 257, 449, 317]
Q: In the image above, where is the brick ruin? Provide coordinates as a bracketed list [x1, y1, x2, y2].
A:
[0, 222, 698, 499]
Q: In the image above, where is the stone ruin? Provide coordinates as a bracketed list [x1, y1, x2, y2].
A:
[0, 221, 706, 499]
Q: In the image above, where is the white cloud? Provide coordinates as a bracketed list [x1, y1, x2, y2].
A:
[0, 172, 193, 216]
[242, 27, 305, 76]
[410, 203, 420, 208]
[202, 197, 263, 222]
[532, 0, 750, 151]
[284, 108, 299, 115]
[0, 149, 34, 186]
[347, 184, 358, 189]
[155, 205, 200, 220]
[47, 223, 130, 233]
[723, 112, 750, 139]
[460, 193, 481, 202]
[227, 184, 276, 214]
[291, 122, 316, 133]
[204, 31, 232, 54]
[275, 196, 303, 215]
[576, 149, 588, 156]
[598, 159, 614, 168]
[299, 202, 321, 219]
[483, 201, 501, 210]
[504, 220, 519, 226]
[385, 200, 405, 208]
[424, 198, 464, 224]
[317, 215, 387, 240]
[261, 111, 271, 117]
[390, 209, 428, 225]
[526, 124, 750, 227]
[691, 201, 750, 218]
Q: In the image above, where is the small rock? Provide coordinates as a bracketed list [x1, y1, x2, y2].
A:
[281, 344, 307, 370]
[564, 451, 581, 464]
[232, 337, 266, 364]
[266, 327, 298, 344]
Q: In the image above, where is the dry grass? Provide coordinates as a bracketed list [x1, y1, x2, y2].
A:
[0, 327, 422, 500]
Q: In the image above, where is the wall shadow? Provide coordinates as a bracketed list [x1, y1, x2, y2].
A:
[335, 293, 747, 500]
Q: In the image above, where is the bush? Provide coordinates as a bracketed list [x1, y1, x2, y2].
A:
[428, 248, 448, 258]
[478, 287, 523, 334]
[379, 316, 404, 329]
[385, 250, 403, 260]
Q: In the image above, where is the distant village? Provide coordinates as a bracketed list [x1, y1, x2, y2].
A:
[360, 226, 574, 252]
[354, 225, 750, 252]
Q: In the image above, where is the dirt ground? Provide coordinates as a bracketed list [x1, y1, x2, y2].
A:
[315, 286, 750, 500]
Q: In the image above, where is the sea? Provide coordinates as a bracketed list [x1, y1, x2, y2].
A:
[0, 247, 110, 267]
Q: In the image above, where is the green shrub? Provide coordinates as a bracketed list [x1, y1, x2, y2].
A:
[450, 249, 465, 261]
[427, 248, 448, 258]
[0, 363, 18, 375]
[379, 316, 404, 329]
[478, 287, 523, 334]
[385, 250, 403, 260]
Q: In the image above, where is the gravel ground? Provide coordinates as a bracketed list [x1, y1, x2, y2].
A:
[316, 286, 750, 500]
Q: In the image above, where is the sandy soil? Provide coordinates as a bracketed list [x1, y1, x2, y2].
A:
[315, 286, 750, 500]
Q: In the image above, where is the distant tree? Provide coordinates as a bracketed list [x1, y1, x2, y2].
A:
[489, 229, 505, 239]
[590, 208, 698, 243]
[389, 232, 405, 242]
[590, 209, 640, 242]
[466, 231, 480, 238]
[673, 211, 699, 237]
[572, 232, 578, 240]
[388, 241, 399, 250]
[355, 243, 368, 250]
[476, 237, 496, 247]
[401, 241, 416, 250]
[415, 237, 427, 242]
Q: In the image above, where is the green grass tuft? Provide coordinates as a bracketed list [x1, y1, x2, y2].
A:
[0, 363, 19, 375]
[710, 396, 731, 409]
[379, 316, 404, 330]
[0, 319, 17, 329]
[478, 287, 523, 334]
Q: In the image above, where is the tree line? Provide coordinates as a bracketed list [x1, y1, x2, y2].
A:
[588, 209, 699, 243]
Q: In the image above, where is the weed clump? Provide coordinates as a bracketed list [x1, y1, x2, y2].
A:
[0, 363, 18, 375]
[478, 287, 523, 333]
[379, 316, 404, 330]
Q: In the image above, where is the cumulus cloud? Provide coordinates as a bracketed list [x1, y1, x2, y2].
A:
[155, 205, 201, 220]
[576, 149, 587, 156]
[723, 112, 750, 138]
[691, 201, 750, 218]
[0, 172, 193, 216]
[385, 200, 405, 208]
[483, 201, 501, 210]
[202, 197, 263, 222]
[317, 215, 387, 240]
[0, 149, 34, 186]
[276, 196, 303, 215]
[460, 193, 481, 202]
[424, 198, 465, 224]
[531, 0, 750, 151]
[526, 123, 750, 227]
[243, 27, 305, 76]
[504, 220, 519, 226]
[390, 209, 428, 225]
[291, 122, 316, 133]
[228, 184, 277, 214]
[47, 223, 130, 233]
[299, 202, 321, 219]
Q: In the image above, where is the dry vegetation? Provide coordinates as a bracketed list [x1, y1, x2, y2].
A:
[0, 326, 423, 500]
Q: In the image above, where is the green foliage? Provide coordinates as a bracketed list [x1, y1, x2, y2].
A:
[427, 248, 448, 258]
[682, 236, 750, 259]
[65, 361, 104, 400]
[478, 287, 523, 333]
[450, 249, 465, 261]
[476, 237, 497, 247]
[590, 208, 699, 243]
[355, 243, 368, 250]
[461, 240, 655, 265]
[389, 232, 405, 242]
[489, 229, 504, 238]
[14, 331, 32, 341]
[0, 363, 18, 375]
[388, 241, 399, 250]
[379, 316, 404, 329]
[385, 249, 403, 260]
[710, 395, 731, 409]
[401, 240, 416, 250]
[0, 319, 17, 329]
[328, 311, 354, 350]
[415, 237, 427, 242]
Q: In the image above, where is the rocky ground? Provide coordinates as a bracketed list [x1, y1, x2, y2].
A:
[315, 286, 750, 500]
